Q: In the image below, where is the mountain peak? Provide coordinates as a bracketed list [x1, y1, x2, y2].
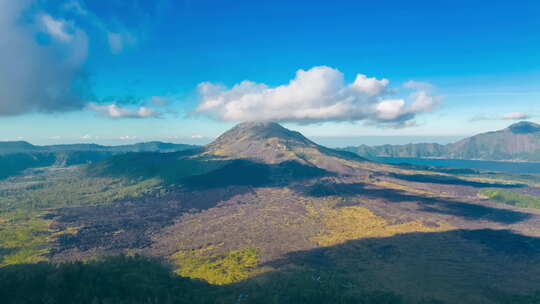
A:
[208, 121, 314, 149]
[203, 121, 363, 174]
[506, 121, 540, 134]
[228, 121, 288, 135]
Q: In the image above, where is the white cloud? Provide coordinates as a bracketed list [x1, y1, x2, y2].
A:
[191, 134, 204, 139]
[0, 0, 156, 116]
[119, 135, 137, 140]
[196, 66, 439, 127]
[501, 112, 530, 120]
[351, 74, 389, 96]
[410, 90, 437, 112]
[375, 99, 406, 120]
[81, 134, 93, 140]
[0, 1, 90, 116]
[41, 14, 73, 42]
[87, 102, 161, 119]
[138, 107, 160, 117]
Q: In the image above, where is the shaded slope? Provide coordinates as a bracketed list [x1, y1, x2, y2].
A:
[0, 153, 56, 179]
[204, 121, 366, 174]
[88, 122, 365, 185]
[0, 141, 38, 154]
[4, 231, 540, 304]
[0, 254, 405, 304]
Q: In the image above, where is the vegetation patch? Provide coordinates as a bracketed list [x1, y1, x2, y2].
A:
[479, 189, 540, 209]
[0, 211, 54, 265]
[312, 205, 451, 247]
[0, 170, 164, 266]
[171, 246, 259, 285]
[0, 175, 162, 212]
[0, 210, 81, 266]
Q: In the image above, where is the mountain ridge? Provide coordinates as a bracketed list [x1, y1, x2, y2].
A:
[343, 121, 540, 161]
[0, 141, 199, 180]
[0, 140, 198, 154]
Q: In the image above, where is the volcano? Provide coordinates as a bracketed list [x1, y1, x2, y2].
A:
[40, 121, 540, 304]
[203, 121, 366, 175]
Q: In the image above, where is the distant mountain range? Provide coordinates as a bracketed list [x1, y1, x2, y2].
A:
[0, 141, 197, 179]
[3, 120, 540, 181]
[342, 121, 540, 162]
[0, 141, 197, 154]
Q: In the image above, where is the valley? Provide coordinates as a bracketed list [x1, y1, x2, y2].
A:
[2, 122, 540, 303]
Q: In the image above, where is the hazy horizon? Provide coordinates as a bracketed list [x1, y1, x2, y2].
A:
[1, 134, 466, 148]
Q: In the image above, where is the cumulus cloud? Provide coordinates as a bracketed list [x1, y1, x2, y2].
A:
[87, 102, 161, 119]
[87, 95, 170, 119]
[0, 0, 91, 116]
[196, 66, 439, 127]
[0, 0, 158, 116]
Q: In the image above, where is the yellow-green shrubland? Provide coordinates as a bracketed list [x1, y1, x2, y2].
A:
[480, 189, 540, 209]
[311, 204, 451, 247]
[0, 211, 52, 265]
[171, 246, 259, 285]
[0, 176, 162, 212]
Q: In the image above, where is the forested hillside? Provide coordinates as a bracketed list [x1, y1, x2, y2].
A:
[0, 141, 198, 180]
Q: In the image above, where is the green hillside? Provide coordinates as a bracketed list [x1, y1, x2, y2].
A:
[0, 141, 198, 180]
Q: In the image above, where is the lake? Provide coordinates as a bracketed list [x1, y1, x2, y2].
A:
[370, 157, 540, 175]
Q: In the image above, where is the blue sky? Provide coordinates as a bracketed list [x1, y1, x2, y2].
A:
[0, 0, 539, 146]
